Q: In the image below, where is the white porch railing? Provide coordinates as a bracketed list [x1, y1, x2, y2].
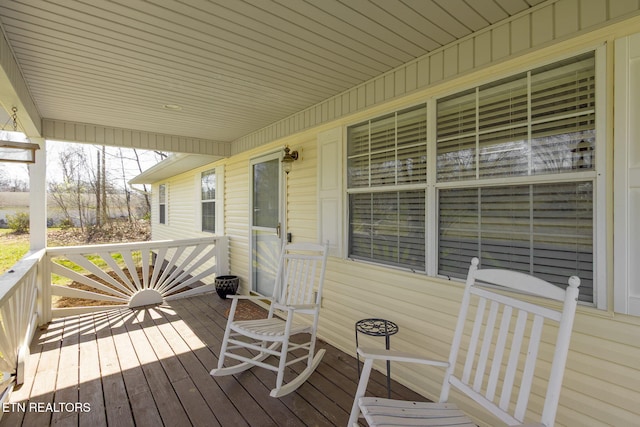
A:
[45, 236, 229, 319]
[0, 249, 45, 405]
[0, 236, 228, 410]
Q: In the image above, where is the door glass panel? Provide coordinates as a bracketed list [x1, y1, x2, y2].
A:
[251, 157, 281, 296]
[253, 230, 281, 296]
[253, 160, 279, 228]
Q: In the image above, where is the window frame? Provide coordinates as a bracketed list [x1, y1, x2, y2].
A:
[195, 165, 224, 235]
[346, 103, 429, 271]
[343, 46, 607, 309]
[158, 183, 167, 225]
[201, 168, 217, 233]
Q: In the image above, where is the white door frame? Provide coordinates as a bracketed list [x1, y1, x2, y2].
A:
[249, 151, 286, 295]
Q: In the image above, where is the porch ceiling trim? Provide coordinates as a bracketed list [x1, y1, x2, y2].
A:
[42, 119, 231, 156]
[128, 153, 220, 185]
[0, 20, 40, 136]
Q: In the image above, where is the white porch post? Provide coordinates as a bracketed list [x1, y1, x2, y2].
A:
[27, 138, 52, 323]
[28, 137, 46, 250]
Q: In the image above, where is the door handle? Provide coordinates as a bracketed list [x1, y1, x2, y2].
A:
[276, 222, 281, 238]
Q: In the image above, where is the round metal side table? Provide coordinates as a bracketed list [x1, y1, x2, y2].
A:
[355, 318, 399, 398]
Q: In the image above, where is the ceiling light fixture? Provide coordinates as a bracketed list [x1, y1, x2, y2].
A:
[0, 107, 39, 163]
[162, 104, 183, 111]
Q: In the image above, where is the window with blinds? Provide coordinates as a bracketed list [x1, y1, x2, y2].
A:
[437, 53, 595, 180]
[201, 169, 216, 233]
[159, 183, 167, 225]
[347, 104, 427, 270]
[436, 52, 596, 302]
[345, 51, 598, 304]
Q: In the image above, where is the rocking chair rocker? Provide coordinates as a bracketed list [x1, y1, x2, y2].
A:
[349, 257, 580, 427]
[211, 242, 329, 397]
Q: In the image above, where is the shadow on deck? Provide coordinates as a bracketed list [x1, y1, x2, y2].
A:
[1, 292, 427, 426]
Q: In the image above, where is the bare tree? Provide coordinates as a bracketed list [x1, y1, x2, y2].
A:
[49, 146, 94, 231]
[132, 149, 151, 215]
[47, 142, 162, 236]
[119, 147, 132, 222]
[0, 164, 29, 191]
[96, 149, 101, 227]
[101, 145, 107, 225]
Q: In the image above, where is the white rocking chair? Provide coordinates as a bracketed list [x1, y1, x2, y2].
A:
[211, 242, 329, 397]
[348, 257, 580, 427]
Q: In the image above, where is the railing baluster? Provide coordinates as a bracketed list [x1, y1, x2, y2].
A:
[0, 249, 46, 397]
[45, 236, 228, 314]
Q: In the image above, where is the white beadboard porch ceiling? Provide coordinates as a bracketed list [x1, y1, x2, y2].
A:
[0, 0, 545, 143]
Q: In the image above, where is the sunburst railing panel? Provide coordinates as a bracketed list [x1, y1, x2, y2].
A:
[46, 236, 228, 317]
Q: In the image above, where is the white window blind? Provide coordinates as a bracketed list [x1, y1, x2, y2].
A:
[439, 182, 593, 301]
[347, 104, 427, 270]
[436, 52, 596, 302]
[437, 54, 595, 181]
[349, 191, 426, 269]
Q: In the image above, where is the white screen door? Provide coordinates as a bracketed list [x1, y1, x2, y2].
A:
[250, 153, 284, 296]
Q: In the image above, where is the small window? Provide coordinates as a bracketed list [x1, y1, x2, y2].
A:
[158, 183, 167, 224]
[201, 169, 216, 233]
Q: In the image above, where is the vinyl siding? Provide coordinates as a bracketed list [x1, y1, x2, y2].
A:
[223, 154, 251, 294]
[286, 137, 319, 242]
[151, 155, 252, 291]
[149, 12, 640, 427]
[150, 166, 225, 284]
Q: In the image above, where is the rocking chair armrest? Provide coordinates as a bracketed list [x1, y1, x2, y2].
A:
[273, 303, 318, 311]
[226, 294, 272, 302]
[357, 347, 449, 367]
[288, 303, 318, 311]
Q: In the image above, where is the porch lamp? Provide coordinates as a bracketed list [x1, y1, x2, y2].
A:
[571, 139, 593, 169]
[281, 146, 299, 174]
[0, 107, 39, 164]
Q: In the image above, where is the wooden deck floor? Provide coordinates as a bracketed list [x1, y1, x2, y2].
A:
[1, 293, 427, 426]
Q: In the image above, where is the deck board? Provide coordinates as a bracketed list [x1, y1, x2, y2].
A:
[107, 310, 163, 427]
[1, 292, 430, 426]
[123, 309, 193, 427]
[95, 312, 134, 427]
[22, 316, 61, 427]
[52, 315, 80, 427]
[78, 313, 107, 427]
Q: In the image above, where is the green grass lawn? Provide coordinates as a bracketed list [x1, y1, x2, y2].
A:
[0, 229, 30, 275]
[50, 252, 126, 287]
[0, 228, 136, 282]
[0, 227, 69, 275]
[0, 224, 150, 278]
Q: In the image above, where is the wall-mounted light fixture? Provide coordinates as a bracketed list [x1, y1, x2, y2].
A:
[571, 139, 593, 169]
[281, 145, 299, 174]
[0, 107, 39, 164]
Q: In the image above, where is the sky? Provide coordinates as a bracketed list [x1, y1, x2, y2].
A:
[0, 140, 165, 190]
